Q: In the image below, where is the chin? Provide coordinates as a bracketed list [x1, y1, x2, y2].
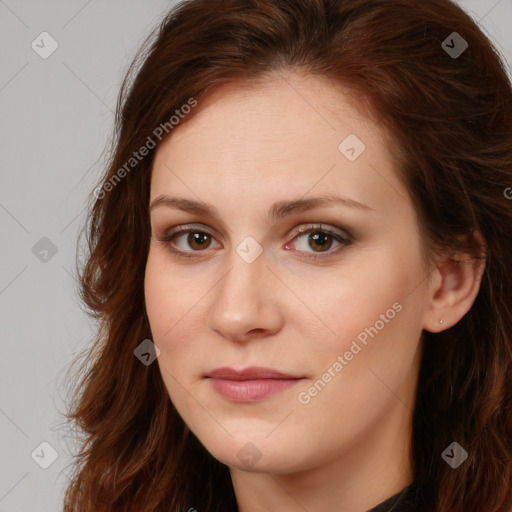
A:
[196, 429, 313, 474]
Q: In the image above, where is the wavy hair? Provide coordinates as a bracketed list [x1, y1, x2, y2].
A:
[63, 0, 512, 510]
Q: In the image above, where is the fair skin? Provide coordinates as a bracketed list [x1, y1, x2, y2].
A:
[144, 72, 484, 512]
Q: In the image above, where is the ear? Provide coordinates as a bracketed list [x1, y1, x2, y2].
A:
[423, 231, 487, 333]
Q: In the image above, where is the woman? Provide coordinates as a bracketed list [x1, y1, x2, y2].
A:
[63, 0, 512, 511]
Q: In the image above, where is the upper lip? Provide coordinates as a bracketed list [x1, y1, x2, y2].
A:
[206, 366, 302, 380]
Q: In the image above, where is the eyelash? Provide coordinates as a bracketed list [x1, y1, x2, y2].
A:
[156, 223, 352, 261]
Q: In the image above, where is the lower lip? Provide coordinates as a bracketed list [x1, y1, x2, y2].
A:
[208, 378, 301, 402]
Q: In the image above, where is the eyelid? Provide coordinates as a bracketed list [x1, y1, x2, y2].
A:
[160, 223, 223, 241]
[287, 223, 351, 243]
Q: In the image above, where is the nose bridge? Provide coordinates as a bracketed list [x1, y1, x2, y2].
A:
[216, 228, 269, 300]
[215, 247, 268, 313]
[207, 244, 282, 340]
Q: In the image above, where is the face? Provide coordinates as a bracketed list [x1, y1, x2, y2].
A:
[145, 73, 430, 475]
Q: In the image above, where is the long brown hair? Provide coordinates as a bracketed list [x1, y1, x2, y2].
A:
[62, 0, 512, 510]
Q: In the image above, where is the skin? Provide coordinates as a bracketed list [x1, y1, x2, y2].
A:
[144, 72, 485, 512]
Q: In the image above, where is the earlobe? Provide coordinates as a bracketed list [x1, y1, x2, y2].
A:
[423, 232, 486, 333]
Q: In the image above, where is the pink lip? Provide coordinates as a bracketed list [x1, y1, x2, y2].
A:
[206, 366, 304, 402]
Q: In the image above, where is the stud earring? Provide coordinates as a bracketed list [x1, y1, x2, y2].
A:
[439, 319, 444, 325]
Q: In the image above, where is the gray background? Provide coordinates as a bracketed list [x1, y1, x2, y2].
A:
[0, 1, 511, 511]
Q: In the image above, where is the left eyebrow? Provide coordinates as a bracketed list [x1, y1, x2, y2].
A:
[267, 194, 374, 222]
[149, 193, 374, 222]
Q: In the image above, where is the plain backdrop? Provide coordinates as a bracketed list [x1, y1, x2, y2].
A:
[1, 1, 511, 511]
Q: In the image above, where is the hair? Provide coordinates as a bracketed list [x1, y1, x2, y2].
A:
[62, 0, 512, 510]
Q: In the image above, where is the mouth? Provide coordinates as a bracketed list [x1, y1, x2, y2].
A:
[205, 366, 305, 403]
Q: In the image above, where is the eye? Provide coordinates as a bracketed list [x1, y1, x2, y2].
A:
[285, 224, 352, 259]
[155, 223, 352, 260]
[156, 225, 222, 259]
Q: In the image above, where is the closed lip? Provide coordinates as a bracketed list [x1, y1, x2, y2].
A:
[205, 366, 303, 380]
[206, 366, 305, 402]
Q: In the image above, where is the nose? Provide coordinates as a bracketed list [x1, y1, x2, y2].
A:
[206, 248, 285, 343]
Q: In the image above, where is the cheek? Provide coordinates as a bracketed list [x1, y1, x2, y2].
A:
[144, 254, 197, 407]
[319, 271, 422, 389]
[145, 261, 174, 338]
[144, 249, 212, 381]
[294, 259, 424, 407]
[292, 260, 410, 346]
[145, 249, 198, 335]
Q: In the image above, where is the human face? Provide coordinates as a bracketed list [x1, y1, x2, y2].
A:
[145, 72, 429, 477]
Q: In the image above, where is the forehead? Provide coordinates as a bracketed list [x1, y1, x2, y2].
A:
[159, 73, 375, 159]
[150, 73, 404, 217]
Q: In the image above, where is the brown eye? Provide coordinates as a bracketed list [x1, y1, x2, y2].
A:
[157, 226, 222, 258]
[307, 232, 334, 252]
[187, 232, 212, 250]
[285, 224, 352, 260]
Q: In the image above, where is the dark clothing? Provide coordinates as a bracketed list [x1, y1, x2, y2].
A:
[368, 482, 423, 512]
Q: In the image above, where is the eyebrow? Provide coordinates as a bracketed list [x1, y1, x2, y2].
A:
[150, 193, 374, 223]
